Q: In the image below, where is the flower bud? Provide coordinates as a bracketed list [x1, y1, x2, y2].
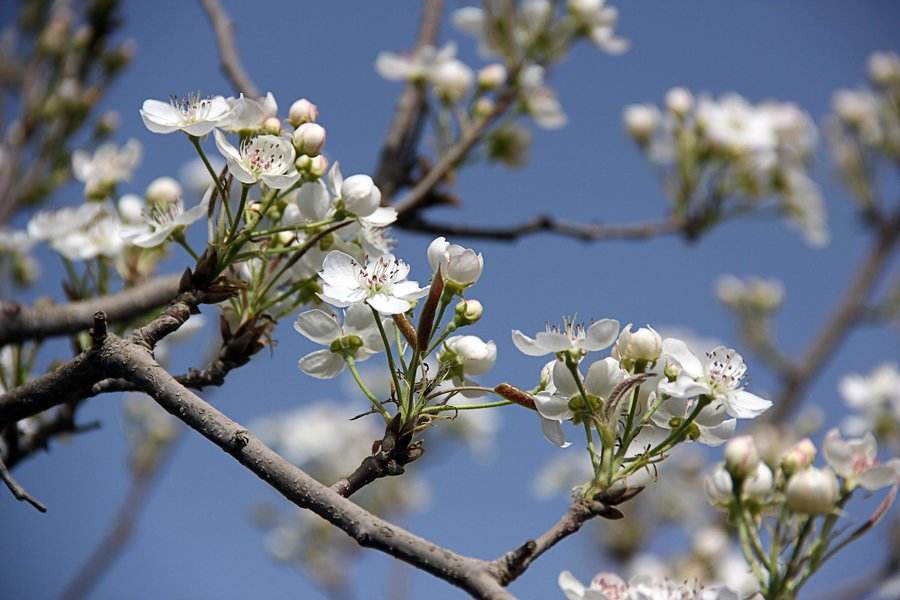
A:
[427, 236, 484, 289]
[261, 116, 282, 135]
[145, 176, 182, 207]
[704, 465, 733, 506]
[613, 324, 662, 364]
[288, 98, 319, 126]
[454, 299, 484, 325]
[665, 87, 694, 116]
[867, 51, 900, 88]
[743, 463, 774, 500]
[117, 194, 144, 223]
[786, 467, 839, 515]
[431, 59, 474, 103]
[477, 63, 507, 90]
[292, 122, 326, 156]
[623, 104, 660, 143]
[296, 154, 329, 178]
[781, 438, 817, 476]
[443, 335, 497, 377]
[725, 435, 760, 479]
[340, 174, 381, 217]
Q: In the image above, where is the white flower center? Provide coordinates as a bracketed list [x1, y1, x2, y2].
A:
[241, 137, 290, 175]
[145, 199, 184, 229]
[358, 255, 402, 293]
[705, 348, 746, 392]
[545, 317, 585, 343]
[170, 93, 215, 124]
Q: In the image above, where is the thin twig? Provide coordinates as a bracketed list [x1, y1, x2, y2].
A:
[199, 0, 260, 96]
[0, 454, 46, 512]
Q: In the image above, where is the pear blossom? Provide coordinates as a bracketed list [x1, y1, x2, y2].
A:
[724, 435, 759, 478]
[658, 340, 771, 420]
[612, 324, 662, 364]
[623, 104, 660, 143]
[512, 316, 619, 358]
[430, 59, 474, 103]
[520, 65, 567, 129]
[27, 203, 104, 242]
[288, 98, 318, 126]
[51, 208, 126, 261]
[534, 357, 627, 447]
[840, 363, 900, 437]
[696, 94, 779, 163]
[145, 176, 183, 206]
[375, 43, 458, 83]
[213, 130, 299, 189]
[559, 570, 627, 600]
[559, 570, 737, 600]
[223, 92, 278, 132]
[72, 139, 142, 194]
[715, 275, 784, 313]
[822, 428, 900, 491]
[427, 236, 484, 287]
[120, 186, 211, 248]
[452, 1, 552, 60]
[294, 304, 393, 379]
[317, 251, 428, 315]
[291, 122, 326, 156]
[567, 0, 629, 54]
[140, 93, 235, 135]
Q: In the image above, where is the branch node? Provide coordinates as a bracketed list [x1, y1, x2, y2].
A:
[232, 429, 250, 450]
[90, 312, 108, 345]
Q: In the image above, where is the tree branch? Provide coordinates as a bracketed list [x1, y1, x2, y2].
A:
[199, 0, 261, 97]
[0, 274, 181, 346]
[0, 453, 46, 512]
[374, 0, 444, 204]
[398, 214, 686, 242]
[768, 212, 900, 422]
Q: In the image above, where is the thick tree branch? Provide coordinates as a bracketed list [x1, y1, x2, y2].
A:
[199, 0, 261, 97]
[0, 274, 181, 346]
[399, 214, 686, 242]
[768, 213, 900, 422]
[374, 0, 444, 204]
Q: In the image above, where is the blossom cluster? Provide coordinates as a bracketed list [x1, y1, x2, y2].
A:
[623, 89, 827, 246]
[827, 51, 900, 207]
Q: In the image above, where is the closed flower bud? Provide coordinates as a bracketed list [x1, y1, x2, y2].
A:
[623, 104, 660, 143]
[288, 98, 319, 126]
[262, 116, 282, 135]
[117, 194, 144, 223]
[427, 236, 484, 290]
[867, 51, 900, 87]
[474, 97, 496, 118]
[665, 87, 694, 116]
[292, 122, 326, 156]
[704, 465, 734, 506]
[781, 438, 817, 476]
[431, 60, 474, 103]
[455, 299, 484, 325]
[725, 435, 760, 479]
[613, 324, 662, 364]
[743, 463, 774, 500]
[477, 63, 507, 90]
[309, 154, 328, 178]
[340, 174, 381, 217]
[786, 467, 839, 515]
[145, 176, 182, 207]
[443, 335, 497, 377]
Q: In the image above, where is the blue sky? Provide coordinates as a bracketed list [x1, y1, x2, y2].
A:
[2, 1, 899, 599]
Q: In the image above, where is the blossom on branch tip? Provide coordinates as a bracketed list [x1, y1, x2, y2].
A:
[822, 428, 900, 491]
[512, 317, 619, 358]
[72, 139, 142, 197]
[120, 186, 211, 248]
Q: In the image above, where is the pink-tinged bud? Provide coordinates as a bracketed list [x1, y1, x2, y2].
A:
[725, 435, 760, 479]
[477, 63, 507, 90]
[786, 467, 839, 515]
[292, 122, 326, 156]
[288, 98, 319, 127]
[262, 116, 282, 135]
[665, 87, 694, 116]
[781, 438, 817, 476]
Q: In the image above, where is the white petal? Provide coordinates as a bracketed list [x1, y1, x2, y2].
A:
[858, 462, 900, 491]
[298, 349, 345, 379]
[581, 319, 619, 351]
[534, 391, 574, 421]
[293, 309, 341, 344]
[534, 331, 573, 352]
[725, 390, 772, 419]
[213, 129, 243, 162]
[552, 360, 580, 398]
[367, 294, 411, 315]
[261, 171, 300, 189]
[512, 330, 549, 356]
[662, 338, 704, 379]
[540, 417, 570, 448]
[584, 357, 626, 398]
[320, 251, 361, 287]
[658, 375, 710, 399]
[558, 571, 586, 600]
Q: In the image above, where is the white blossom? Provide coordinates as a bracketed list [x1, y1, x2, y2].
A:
[213, 130, 299, 189]
[427, 236, 484, 287]
[375, 43, 458, 83]
[140, 93, 235, 136]
[512, 317, 619, 358]
[294, 305, 392, 379]
[50, 207, 126, 261]
[567, 0, 629, 54]
[120, 186, 211, 248]
[840, 363, 900, 437]
[658, 340, 771, 420]
[442, 335, 497, 378]
[72, 139, 142, 194]
[822, 428, 900, 491]
[223, 92, 278, 132]
[317, 251, 428, 315]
